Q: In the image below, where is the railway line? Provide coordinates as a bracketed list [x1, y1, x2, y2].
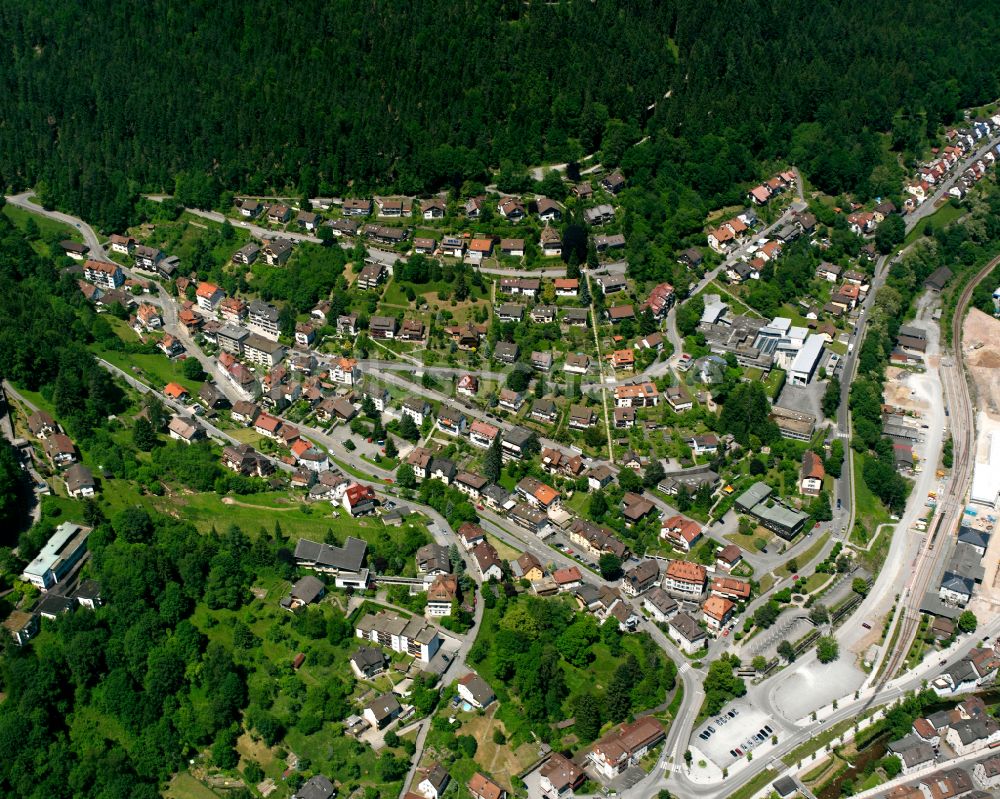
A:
[875, 253, 1000, 687]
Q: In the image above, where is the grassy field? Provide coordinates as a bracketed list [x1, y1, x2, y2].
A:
[904, 201, 965, 245]
[164, 773, 223, 799]
[93, 347, 206, 395]
[3, 203, 83, 247]
[851, 454, 892, 537]
[151, 490, 430, 549]
[776, 533, 829, 577]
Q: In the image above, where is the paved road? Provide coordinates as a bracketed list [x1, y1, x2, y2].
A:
[6, 191, 113, 262]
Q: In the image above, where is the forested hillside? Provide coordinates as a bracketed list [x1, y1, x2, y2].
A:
[2, 1, 1000, 228]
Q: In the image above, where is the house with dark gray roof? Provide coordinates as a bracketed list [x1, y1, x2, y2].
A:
[293, 537, 369, 588]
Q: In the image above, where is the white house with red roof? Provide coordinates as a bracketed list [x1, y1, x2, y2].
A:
[342, 484, 377, 516]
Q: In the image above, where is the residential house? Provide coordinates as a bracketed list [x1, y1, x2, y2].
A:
[64, 464, 96, 498]
[800, 451, 825, 496]
[468, 238, 495, 262]
[363, 692, 402, 730]
[663, 560, 706, 597]
[539, 754, 584, 799]
[702, 596, 736, 631]
[588, 717, 665, 781]
[342, 483, 377, 516]
[266, 204, 292, 224]
[294, 322, 316, 348]
[3, 611, 39, 646]
[716, 545, 744, 573]
[436, 407, 467, 436]
[232, 242, 260, 265]
[622, 560, 660, 597]
[501, 426, 535, 460]
[660, 515, 703, 552]
[689, 434, 719, 456]
[530, 305, 556, 324]
[498, 198, 526, 221]
[350, 646, 388, 680]
[84, 259, 124, 290]
[297, 536, 370, 589]
[531, 398, 559, 423]
[537, 198, 564, 222]
[27, 411, 59, 439]
[336, 313, 358, 335]
[331, 356, 361, 386]
[343, 198, 372, 216]
[248, 299, 281, 339]
[494, 341, 520, 364]
[457, 672, 496, 709]
[231, 400, 260, 425]
[262, 238, 293, 266]
[43, 434, 77, 467]
[600, 170, 626, 194]
[496, 303, 524, 323]
[370, 315, 399, 339]
[613, 406, 636, 428]
[540, 226, 562, 257]
[642, 588, 678, 623]
[413, 237, 436, 255]
[511, 552, 544, 582]
[568, 519, 627, 560]
[554, 278, 579, 296]
[509, 502, 548, 533]
[569, 404, 596, 429]
[357, 261, 388, 290]
[401, 396, 431, 426]
[168, 416, 201, 444]
[945, 718, 1000, 755]
[468, 774, 505, 799]
[564, 353, 590, 375]
[595, 274, 627, 294]
[614, 382, 659, 407]
[420, 198, 446, 219]
[458, 522, 487, 551]
[667, 611, 707, 654]
[469, 419, 500, 449]
[553, 566, 584, 592]
[243, 334, 285, 368]
[472, 541, 503, 581]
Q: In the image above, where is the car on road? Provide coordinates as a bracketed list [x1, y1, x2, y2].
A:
[723, 628, 730, 637]
[699, 731, 710, 740]
[728, 709, 738, 718]
[862, 622, 872, 630]
[476, 504, 484, 511]
[566, 549, 574, 555]
[764, 725, 773, 734]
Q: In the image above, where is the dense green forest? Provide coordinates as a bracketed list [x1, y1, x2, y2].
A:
[2, 0, 1000, 234]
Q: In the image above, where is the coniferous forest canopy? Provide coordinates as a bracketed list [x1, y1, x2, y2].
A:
[1, 0, 1000, 231]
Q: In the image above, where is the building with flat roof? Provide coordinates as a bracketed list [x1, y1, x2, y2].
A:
[735, 482, 808, 539]
[22, 522, 91, 590]
[787, 333, 825, 386]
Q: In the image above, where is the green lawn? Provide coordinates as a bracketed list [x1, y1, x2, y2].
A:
[852, 453, 891, 536]
[92, 347, 205, 395]
[776, 533, 829, 577]
[164, 773, 223, 799]
[151, 490, 431, 552]
[904, 201, 965, 246]
[3, 203, 83, 245]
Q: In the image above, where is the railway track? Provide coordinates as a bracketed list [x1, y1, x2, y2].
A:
[875, 254, 1000, 687]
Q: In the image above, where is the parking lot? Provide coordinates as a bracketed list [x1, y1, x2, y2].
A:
[692, 701, 776, 768]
